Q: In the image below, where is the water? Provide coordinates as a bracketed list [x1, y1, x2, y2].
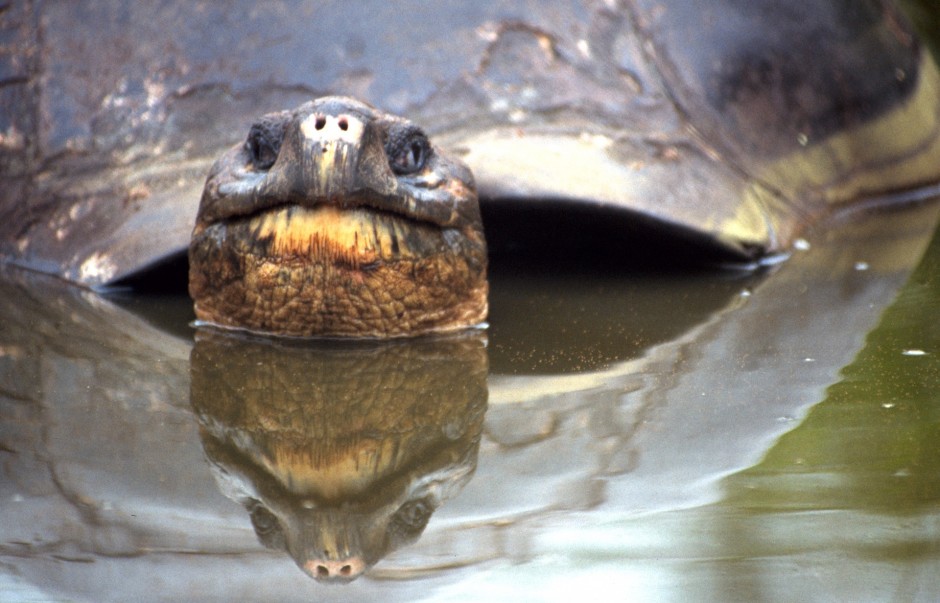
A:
[2, 201, 940, 602]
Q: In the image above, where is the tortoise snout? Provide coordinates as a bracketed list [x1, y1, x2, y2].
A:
[300, 112, 364, 145]
[303, 556, 366, 582]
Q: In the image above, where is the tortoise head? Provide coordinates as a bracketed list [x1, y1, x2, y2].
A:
[189, 96, 488, 338]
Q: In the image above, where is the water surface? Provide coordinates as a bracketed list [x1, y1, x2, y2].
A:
[2, 201, 940, 602]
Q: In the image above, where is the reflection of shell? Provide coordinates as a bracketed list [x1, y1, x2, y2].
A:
[190, 329, 488, 500]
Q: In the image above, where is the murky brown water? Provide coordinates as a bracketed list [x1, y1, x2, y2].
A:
[2, 201, 940, 602]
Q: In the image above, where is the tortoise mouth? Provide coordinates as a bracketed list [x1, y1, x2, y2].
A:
[242, 202, 444, 267]
[201, 172, 448, 232]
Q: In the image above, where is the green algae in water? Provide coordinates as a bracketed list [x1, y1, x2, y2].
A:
[726, 221, 940, 512]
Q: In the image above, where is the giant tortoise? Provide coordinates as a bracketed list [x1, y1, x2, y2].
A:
[3, 0, 940, 335]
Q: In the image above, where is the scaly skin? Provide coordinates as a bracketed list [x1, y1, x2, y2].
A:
[189, 97, 487, 338]
[189, 328, 488, 582]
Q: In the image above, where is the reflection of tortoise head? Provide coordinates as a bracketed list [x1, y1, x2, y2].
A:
[189, 329, 488, 582]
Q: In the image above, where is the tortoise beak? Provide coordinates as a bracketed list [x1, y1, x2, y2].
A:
[260, 111, 373, 205]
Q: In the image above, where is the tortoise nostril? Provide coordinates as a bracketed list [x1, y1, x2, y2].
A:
[305, 557, 366, 581]
[338, 116, 349, 131]
[315, 115, 326, 130]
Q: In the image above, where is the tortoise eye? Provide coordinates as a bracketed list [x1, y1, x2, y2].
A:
[385, 125, 431, 175]
[245, 112, 288, 170]
[390, 498, 433, 535]
[249, 505, 279, 535]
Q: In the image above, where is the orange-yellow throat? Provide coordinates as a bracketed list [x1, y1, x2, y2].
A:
[250, 205, 425, 266]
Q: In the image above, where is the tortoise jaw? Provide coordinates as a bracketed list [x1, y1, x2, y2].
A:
[245, 203, 437, 270]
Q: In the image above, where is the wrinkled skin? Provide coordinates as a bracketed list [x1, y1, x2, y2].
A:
[190, 329, 487, 582]
[189, 97, 488, 338]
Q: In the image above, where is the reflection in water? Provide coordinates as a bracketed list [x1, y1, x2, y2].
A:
[189, 329, 488, 582]
[694, 209, 940, 602]
[4, 202, 940, 601]
[486, 268, 759, 374]
[725, 211, 940, 509]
